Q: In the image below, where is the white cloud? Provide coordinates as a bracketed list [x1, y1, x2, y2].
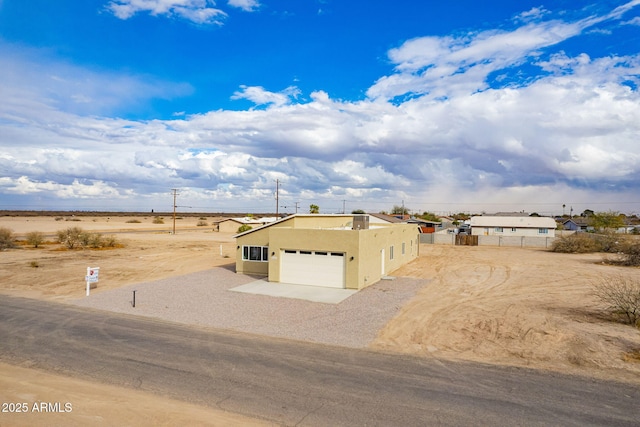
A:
[227, 0, 260, 12]
[2, 3, 640, 213]
[515, 7, 550, 23]
[231, 85, 301, 107]
[107, 0, 228, 25]
[623, 16, 640, 25]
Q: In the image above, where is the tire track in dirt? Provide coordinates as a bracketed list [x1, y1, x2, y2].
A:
[371, 245, 640, 383]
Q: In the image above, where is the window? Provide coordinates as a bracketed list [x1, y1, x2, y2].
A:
[494, 227, 504, 233]
[511, 228, 517, 232]
[242, 245, 269, 262]
[402, 242, 406, 255]
[538, 228, 549, 234]
[389, 245, 394, 260]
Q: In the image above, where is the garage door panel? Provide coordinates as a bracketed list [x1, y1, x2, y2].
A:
[280, 250, 345, 288]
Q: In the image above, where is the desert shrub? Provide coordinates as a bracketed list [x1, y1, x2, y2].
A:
[57, 227, 85, 249]
[0, 227, 16, 250]
[593, 275, 640, 327]
[152, 216, 165, 224]
[551, 233, 599, 253]
[126, 219, 141, 223]
[29, 260, 39, 268]
[237, 224, 252, 233]
[197, 220, 208, 226]
[199, 217, 207, 220]
[56, 227, 119, 249]
[26, 231, 45, 248]
[87, 233, 104, 248]
[102, 235, 119, 248]
[593, 232, 626, 253]
[618, 242, 640, 267]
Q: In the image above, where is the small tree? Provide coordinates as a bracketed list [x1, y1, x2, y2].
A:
[591, 211, 625, 232]
[391, 205, 409, 215]
[351, 209, 365, 214]
[593, 275, 640, 326]
[0, 227, 15, 250]
[420, 212, 439, 222]
[26, 231, 45, 248]
[309, 204, 319, 214]
[237, 224, 252, 233]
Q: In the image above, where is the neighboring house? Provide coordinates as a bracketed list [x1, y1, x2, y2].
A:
[214, 217, 277, 233]
[407, 219, 441, 234]
[562, 218, 592, 232]
[368, 213, 404, 224]
[234, 214, 420, 290]
[369, 213, 441, 233]
[470, 216, 557, 237]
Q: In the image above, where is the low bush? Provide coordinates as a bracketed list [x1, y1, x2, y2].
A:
[57, 227, 85, 249]
[126, 219, 141, 223]
[0, 227, 16, 250]
[593, 275, 640, 327]
[551, 233, 599, 253]
[619, 242, 640, 267]
[197, 220, 208, 226]
[152, 216, 164, 224]
[26, 231, 45, 248]
[102, 235, 119, 248]
[593, 232, 626, 253]
[56, 227, 119, 249]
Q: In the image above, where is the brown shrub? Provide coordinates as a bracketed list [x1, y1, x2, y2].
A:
[551, 233, 599, 253]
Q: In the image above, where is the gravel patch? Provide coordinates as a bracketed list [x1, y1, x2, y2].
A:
[73, 267, 428, 348]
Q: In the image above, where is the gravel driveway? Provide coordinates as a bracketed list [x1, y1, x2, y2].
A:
[73, 267, 428, 348]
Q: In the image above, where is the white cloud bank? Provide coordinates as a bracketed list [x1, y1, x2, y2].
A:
[107, 0, 229, 24]
[1, 2, 640, 214]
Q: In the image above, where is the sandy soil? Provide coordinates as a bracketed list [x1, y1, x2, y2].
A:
[1, 215, 640, 424]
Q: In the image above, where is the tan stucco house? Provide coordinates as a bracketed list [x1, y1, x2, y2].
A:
[234, 214, 420, 290]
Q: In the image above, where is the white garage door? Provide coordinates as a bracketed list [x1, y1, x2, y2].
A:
[280, 250, 345, 288]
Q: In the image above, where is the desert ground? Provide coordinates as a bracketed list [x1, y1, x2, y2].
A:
[1, 214, 639, 425]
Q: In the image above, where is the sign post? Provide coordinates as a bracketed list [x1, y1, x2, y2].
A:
[85, 267, 100, 296]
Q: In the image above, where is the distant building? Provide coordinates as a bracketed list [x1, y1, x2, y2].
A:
[470, 216, 557, 237]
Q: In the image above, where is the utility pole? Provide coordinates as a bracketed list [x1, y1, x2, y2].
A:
[275, 179, 279, 218]
[342, 200, 346, 214]
[295, 201, 299, 214]
[171, 188, 178, 235]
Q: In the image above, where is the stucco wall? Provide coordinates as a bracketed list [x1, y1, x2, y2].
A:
[356, 224, 419, 289]
[471, 227, 556, 237]
[235, 226, 270, 276]
[478, 235, 556, 248]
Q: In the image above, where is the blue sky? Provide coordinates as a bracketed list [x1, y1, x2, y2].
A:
[1, 0, 639, 215]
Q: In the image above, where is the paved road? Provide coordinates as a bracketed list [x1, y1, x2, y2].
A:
[1, 296, 638, 426]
